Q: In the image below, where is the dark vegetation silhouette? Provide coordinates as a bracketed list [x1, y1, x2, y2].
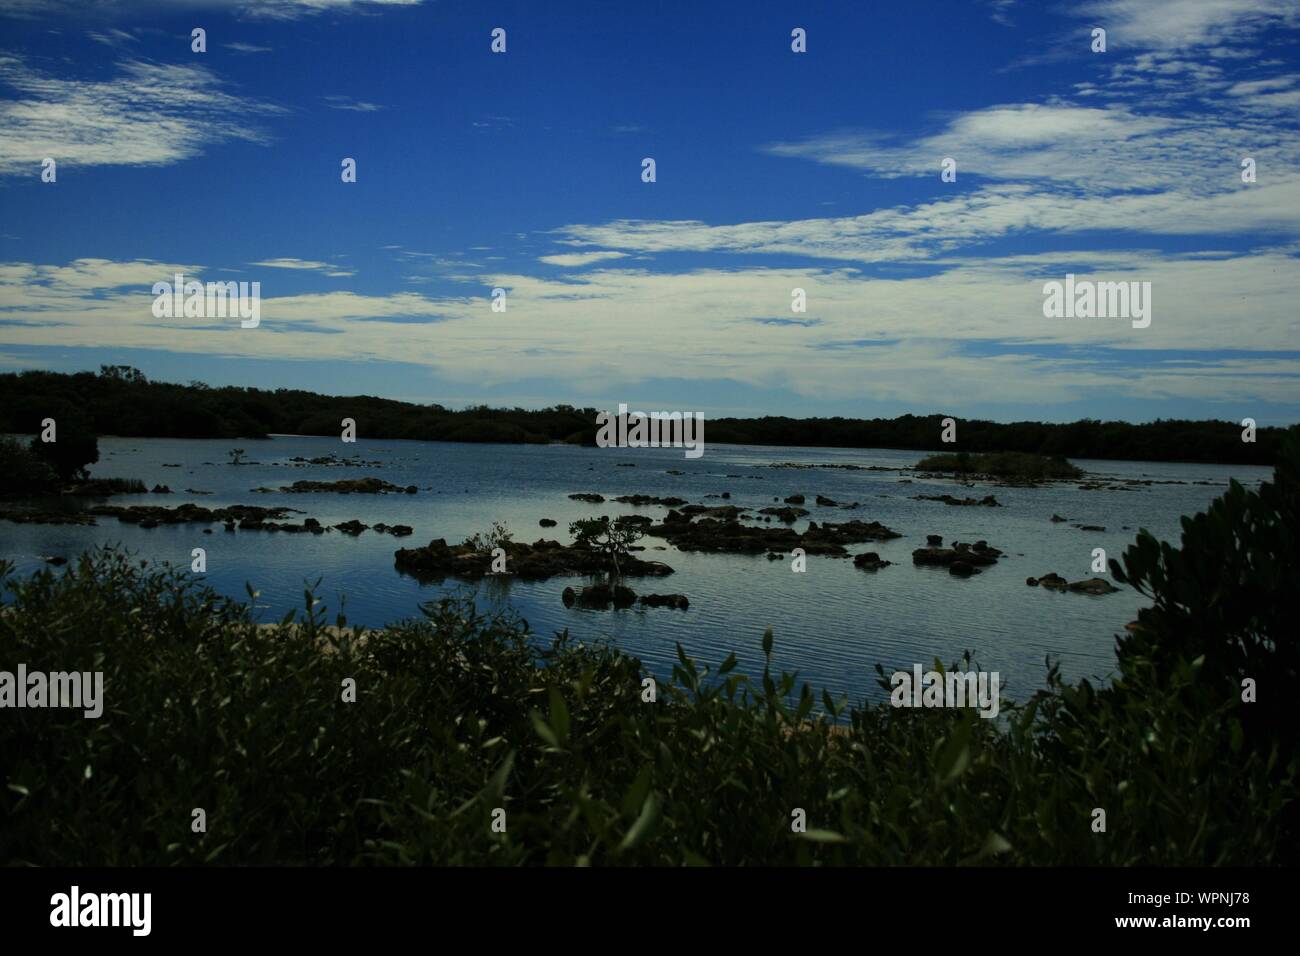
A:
[0, 367, 1291, 465]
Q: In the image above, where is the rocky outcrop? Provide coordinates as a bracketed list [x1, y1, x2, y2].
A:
[539, 518, 557, 527]
[86, 503, 303, 527]
[562, 583, 638, 609]
[612, 494, 687, 506]
[638, 593, 690, 609]
[759, 506, 809, 522]
[254, 477, 412, 494]
[853, 552, 891, 571]
[912, 494, 1001, 507]
[1027, 573, 1118, 594]
[912, 540, 1004, 575]
[645, 514, 900, 555]
[395, 537, 674, 582]
[568, 493, 605, 503]
[783, 494, 806, 504]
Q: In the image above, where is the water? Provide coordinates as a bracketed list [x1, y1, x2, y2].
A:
[0, 436, 1269, 705]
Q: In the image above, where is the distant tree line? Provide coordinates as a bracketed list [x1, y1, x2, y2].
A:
[0, 367, 1292, 466]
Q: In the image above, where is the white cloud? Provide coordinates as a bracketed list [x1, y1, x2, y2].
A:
[2, 254, 1297, 410]
[538, 251, 630, 267]
[2, 0, 426, 21]
[1077, 0, 1300, 50]
[0, 56, 282, 176]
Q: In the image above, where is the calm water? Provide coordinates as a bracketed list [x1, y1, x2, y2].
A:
[0, 436, 1270, 704]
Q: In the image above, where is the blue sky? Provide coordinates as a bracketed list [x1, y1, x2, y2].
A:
[1, 0, 1298, 424]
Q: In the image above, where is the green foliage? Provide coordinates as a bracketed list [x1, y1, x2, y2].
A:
[464, 521, 514, 555]
[569, 515, 645, 579]
[0, 435, 58, 496]
[914, 451, 1083, 480]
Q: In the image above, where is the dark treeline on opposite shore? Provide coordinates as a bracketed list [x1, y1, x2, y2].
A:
[0, 366, 1292, 465]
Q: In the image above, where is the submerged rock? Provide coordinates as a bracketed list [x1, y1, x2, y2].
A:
[852, 552, 891, 571]
[912, 494, 1001, 507]
[568, 493, 605, 503]
[612, 494, 687, 506]
[561, 583, 638, 609]
[639, 593, 690, 609]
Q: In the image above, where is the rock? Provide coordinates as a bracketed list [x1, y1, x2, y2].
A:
[43, 556, 68, 565]
[926, 534, 943, 546]
[562, 583, 638, 609]
[759, 506, 809, 522]
[539, 518, 557, 527]
[405, 485, 418, 494]
[372, 523, 413, 537]
[639, 593, 690, 609]
[613, 494, 687, 506]
[948, 560, 979, 576]
[1027, 572, 1117, 594]
[912, 541, 1003, 568]
[395, 537, 674, 582]
[335, 520, 369, 535]
[1068, 577, 1119, 594]
[1077, 524, 1106, 532]
[815, 495, 838, 506]
[568, 493, 605, 503]
[151, 484, 172, 493]
[784, 494, 806, 504]
[913, 494, 1001, 507]
[853, 552, 891, 571]
[721, 491, 731, 499]
[645, 515, 900, 556]
[1050, 514, 1068, 522]
[254, 477, 408, 494]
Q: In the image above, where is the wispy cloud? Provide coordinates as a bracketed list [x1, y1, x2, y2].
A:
[2, 0, 427, 21]
[248, 259, 354, 276]
[538, 251, 629, 267]
[323, 95, 385, 112]
[0, 56, 283, 176]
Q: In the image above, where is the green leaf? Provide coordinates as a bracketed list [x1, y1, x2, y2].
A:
[548, 686, 570, 743]
[762, 627, 774, 657]
[935, 717, 973, 788]
[799, 828, 848, 843]
[618, 792, 661, 852]
[529, 710, 559, 748]
[718, 652, 738, 675]
[621, 765, 653, 820]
